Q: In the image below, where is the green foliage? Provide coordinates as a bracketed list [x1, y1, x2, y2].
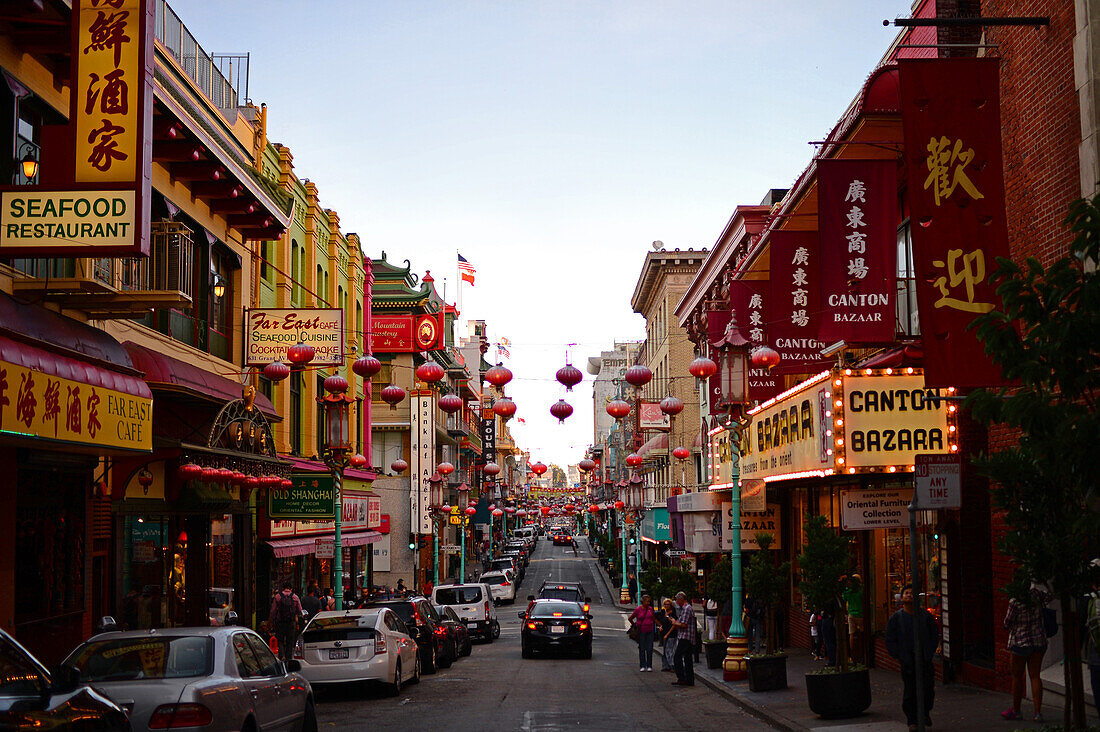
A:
[745, 533, 790, 654]
[707, 556, 732, 600]
[646, 561, 697, 602]
[797, 515, 855, 614]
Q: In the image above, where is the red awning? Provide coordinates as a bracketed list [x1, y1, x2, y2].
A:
[266, 531, 382, 558]
[123, 341, 278, 420]
[288, 456, 377, 482]
[638, 432, 669, 458]
[0, 335, 151, 399]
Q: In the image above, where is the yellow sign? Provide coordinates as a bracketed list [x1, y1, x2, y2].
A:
[75, 0, 142, 183]
[839, 373, 952, 468]
[0, 358, 151, 451]
[739, 376, 831, 482]
[708, 426, 736, 489]
[1, 191, 136, 250]
[244, 308, 345, 367]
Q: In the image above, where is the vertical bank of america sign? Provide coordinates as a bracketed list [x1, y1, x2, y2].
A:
[0, 0, 154, 257]
[410, 392, 435, 535]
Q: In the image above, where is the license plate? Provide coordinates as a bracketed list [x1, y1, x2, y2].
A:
[466, 622, 477, 628]
[329, 648, 349, 660]
[550, 626, 565, 634]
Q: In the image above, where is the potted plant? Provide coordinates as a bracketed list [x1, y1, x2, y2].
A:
[797, 514, 870, 718]
[702, 557, 732, 669]
[743, 533, 790, 690]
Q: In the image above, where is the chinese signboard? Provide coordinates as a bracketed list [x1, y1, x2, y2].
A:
[414, 313, 444, 350]
[0, 353, 152, 451]
[838, 373, 952, 469]
[817, 158, 897, 343]
[370, 315, 415, 353]
[481, 408, 496, 491]
[900, 58, 1010, 388]
[372, 534, 391, 572]
[768, 231, 831, 374]
[739, 379, 830, 482]
[411, 392, 435, 535]
[244, 309, 345, 366]
[729, 280, 781, 402]
[840, 487, 912, 530]
[267, 475, 335, 520]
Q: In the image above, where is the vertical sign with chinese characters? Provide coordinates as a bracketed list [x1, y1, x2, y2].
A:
[817, 159, 897, 343]
[769, 231, 831, 374]
[729, 280, 781, 401]
[900, 58, 1010, 388]
[410, 392, 434, 535]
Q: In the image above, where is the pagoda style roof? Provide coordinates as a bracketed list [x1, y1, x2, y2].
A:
[371, 251, 444, 310]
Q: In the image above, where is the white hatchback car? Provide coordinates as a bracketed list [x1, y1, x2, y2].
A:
[479, 571, 517, 604]
[432, 583, 497, 642]
[294, 609, 420, 695]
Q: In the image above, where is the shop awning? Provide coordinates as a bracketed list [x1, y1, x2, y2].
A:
[0, 334, 151, 399]
[638, 433, 668, 458]
[123, 341, 279, 420]
[266, 531, 383, 558]
[288, 456, 377, 483]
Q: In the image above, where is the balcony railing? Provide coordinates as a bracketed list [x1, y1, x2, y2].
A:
[155, 0, 249, 109]
[94, 221, 194, 297]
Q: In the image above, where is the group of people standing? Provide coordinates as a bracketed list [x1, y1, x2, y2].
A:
[629, 593, 699, 686]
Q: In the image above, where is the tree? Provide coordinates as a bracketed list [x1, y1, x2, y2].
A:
[967, 193, 1100, 730]
[744, 533, 790, 654]
[797, 514, 857, 671]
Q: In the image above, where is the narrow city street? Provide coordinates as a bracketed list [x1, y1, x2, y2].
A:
[314, 538, 770, 731]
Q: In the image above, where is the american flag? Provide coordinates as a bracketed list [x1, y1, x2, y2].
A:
[458, 253, 476, 285]
[498, 337, 511, 359]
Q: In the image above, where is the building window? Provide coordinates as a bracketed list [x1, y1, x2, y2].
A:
[291, 240, 301, 306]
[372, 431, 403, 470]
[290, 371, 302, 456]
[260, 241, 270, 281]
[896, 218, 919, 337]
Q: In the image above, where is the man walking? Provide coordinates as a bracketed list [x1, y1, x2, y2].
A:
[669, 591, 697, 686]
[269, 582, 304, 662]
[886, 584, 939, 731]
[301, 582, 321, 620]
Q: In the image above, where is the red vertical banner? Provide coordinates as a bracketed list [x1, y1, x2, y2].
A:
[817, 159, 897, 343]
[900, 58, 1009, 388]
[729, 279, 781, 401]
[769, 231, 831, 374]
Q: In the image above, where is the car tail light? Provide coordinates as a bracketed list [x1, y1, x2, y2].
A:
[527, 622, 537, 630]
[501, 581, 510, 586]
[583, 603, 590, 613]
[575, 622, 589, 630]
[484, 601, 491, 619]
[293, 639, 304, 659]
[375, 634, 387, 654]
[148, 703, 213, 729]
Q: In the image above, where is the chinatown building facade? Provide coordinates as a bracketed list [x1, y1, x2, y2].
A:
[674, 0, 1091, 693]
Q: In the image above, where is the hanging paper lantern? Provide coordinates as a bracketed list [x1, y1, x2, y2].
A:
[436, 461, 455, 476]
[245, 475, 262, 490]
[348, 453, 367, 468]
[323, 374, 349, 394]
[555, 363, 583, 391]
[492, 508, 504, 517]
[381, 384, 406, 409]
[415, 360, 445, 383]
[606, 399, 631, 420]
[178, 462, 203, 481]
[280, 478, 293, 491]
[263, 360, 290, 382]
[199, 466, 217, 482]
[485, 364, 513, 388]
[531, 462, 547, 476]
[688, 356, 718, 381]
[287, 342, 315, 366]
[578, 458, 596, 472]
[464, 506, 477, 516]
[624, 364, 652, 389]
[626, 453, 643, 467]
[439, 394, 463, 414]
[516, 509, 527, 517]
[137, 470, 153, 488]
[493, 397, 517, 420]
[588, 504, 600, 514]
[614, 500, 625, 510]
[441, 504, 452, 513]
[231, 470, 247, 486]
[505, 506, 516, 514]
[550, 399, 573, 423]
[483, 462, 500, 476]
[539, 506, 551, 516]
[750, 345, 781, 370]
[391, 458, 408, 473]
[659, 395, 684, 416]
[352, 354, 382, 378]
[673, 446, 691, 460]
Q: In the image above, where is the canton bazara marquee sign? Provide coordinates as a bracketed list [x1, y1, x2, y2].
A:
[244, 309, 345, 367]
[0, 0, 154, 257]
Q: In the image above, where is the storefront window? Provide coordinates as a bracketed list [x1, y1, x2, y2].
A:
[876, 511, 942, 631]
[16, 470, 86, 624]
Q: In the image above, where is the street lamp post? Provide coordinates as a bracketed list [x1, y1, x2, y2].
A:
[617, 480, 630, 604]
[428, 472, 443, 588]
[458, 483, 471, 582]
[630, 473, 644, 600]
[319, 383, 355, 611]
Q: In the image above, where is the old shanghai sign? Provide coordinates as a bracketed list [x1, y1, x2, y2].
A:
[268, 475, 336, 520]
[245, 309, 345, 367]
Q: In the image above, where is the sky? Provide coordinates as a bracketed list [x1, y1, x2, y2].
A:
[185, 0, 914, 468]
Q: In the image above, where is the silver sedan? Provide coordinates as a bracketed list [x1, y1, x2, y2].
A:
[64, 626, 315, 731]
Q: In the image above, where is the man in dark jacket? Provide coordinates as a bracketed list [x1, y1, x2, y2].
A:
[301, 582, 321, 619]
[885, 584, 940, 731]
[269, 582, 304, 662]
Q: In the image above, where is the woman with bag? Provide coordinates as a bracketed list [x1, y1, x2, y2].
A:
[657, 598, 677, 672]
[629, 594, 656, 671]
[1001, 584, 1054, 722]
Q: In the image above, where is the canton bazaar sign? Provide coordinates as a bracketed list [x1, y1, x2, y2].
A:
[244, 308, 345, 367]
[837, 373, 952, 469]
[738, 378, 830, 483]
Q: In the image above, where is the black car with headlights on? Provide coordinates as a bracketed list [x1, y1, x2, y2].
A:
[519, 600, 592, 659]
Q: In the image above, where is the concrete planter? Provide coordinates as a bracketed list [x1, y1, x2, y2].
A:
[746, 654, 787, 691]
[805, 668, 871, 718]
[703, 640, 727, 669]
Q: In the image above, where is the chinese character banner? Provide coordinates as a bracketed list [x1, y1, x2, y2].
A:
[729, 279, 782, 401]
[768, 230, 832, 374]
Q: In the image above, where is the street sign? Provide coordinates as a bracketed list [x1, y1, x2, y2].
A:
[914, 454, 961, 509]
[314, 538, 334, 559]
[440, 545, 460, 552]
[665, 549, 686, 558]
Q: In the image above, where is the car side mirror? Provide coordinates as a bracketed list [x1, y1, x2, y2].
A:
[97, 615, 118, 633]
[517, 611, 526, 619]
[586, 613, 593, 620]
[284, 659, 301, 673]
[50, 664, 81, 695]
[584, 597, 592, 604]
[527, 595, 535, 602]
[224, 611, 239, 626]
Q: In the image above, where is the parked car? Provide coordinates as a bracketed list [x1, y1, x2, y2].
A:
[0, 628, 130, 731]
[501, 552, 525, 582]
[538, 581, 592, 613]
[433, 605, 472, 658]
[64, 626, 315, 732]
[519, 599, 593, 659]
[431, 583, 498, 642]
[358, 597, 453, 673]
[479, 571, 517, 604]
[294, 608, 419, 695]
[488, 557, 519, 579]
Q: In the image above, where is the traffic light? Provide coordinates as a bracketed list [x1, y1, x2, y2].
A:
[418, 535, 429, 549]
[408, 533, 416, 551]
[628, 530, 636, 545]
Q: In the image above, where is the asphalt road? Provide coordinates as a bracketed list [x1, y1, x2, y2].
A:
[315, 537, 770, 731]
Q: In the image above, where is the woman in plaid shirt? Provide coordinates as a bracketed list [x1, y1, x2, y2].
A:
[1001, 586, 1053, 722]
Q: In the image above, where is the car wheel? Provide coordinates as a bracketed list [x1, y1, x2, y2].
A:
[438, 639, 453, 669]
[463, 636, 472, 656]
[581, 643, 592, 660]
[300, 699, 317, 732]
[423, 643, 437, 674]
[387, 660, 402, 696]
[521, 641, 532, 659]
[409, 653, 421, 685]
[491, 620, 500, 639]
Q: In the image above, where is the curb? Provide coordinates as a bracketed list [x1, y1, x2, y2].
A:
[693, 673, 807, 732]
[591, 554, 634, 611]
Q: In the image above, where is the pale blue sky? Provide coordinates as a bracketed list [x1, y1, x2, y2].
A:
[187, 1, 913, 468]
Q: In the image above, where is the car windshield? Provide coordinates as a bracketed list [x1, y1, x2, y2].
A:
[302, 615, 377, 643]
[436, 587, 482, 604]
[539, 588, 582, 602]
[530, 602, 584, 619]
[0, 637, 47, 696]
[368, 602, 414, 623]
[480, 574, 508, 586]
[67, 636, 213, 681]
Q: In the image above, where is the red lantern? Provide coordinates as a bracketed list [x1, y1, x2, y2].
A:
[578, 458, 596, 472]
[391, 458, 408, 473]
[606, 399, 630, 420]
[516, 509, 527, 517]
[492, 508, 504, 517]
[441, 504, 452, 513]
[531, 462, 547, 476]
[555, 363, 583, 391]
[483, 462, 500, 476]
[549, 399, 573, 423]
[672, 446, 690, 460]
[689, 356, 718, 381]
[381, 384, 406, 409]
[263, 360, 290, 382]
[659, 395, 684, 416]
[493, 397, 517, 420]
[626, 453, 643, 467]
[177, 462, 202, 481]
[323, 374, 349, 394]
[613, 500, 625, 510]
[137, 470, 153, 488]
[352, 355, 382, 378]
[200, 466, 218, 482]
[539, 506, 551, 516]
[245, 476, 262, 490]
[415, 360, 445, 383]
[624, 364, 652, 389]
[464, 506, 477, 516]
[280, 478, 293, 491]
[348, 453, 367, 468]
[505, 506, 516, 514]
[231, 470, 247, 486]
[485, 364, 513, 388]
[750, 345, 781, 370]
[588, 504, 599, 513]
[437, 461, 455, 476]
[287, 342, 315, 366]
[439, 394, 463, 414]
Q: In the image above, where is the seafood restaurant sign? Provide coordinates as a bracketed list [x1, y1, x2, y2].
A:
[244, 309, 345, 367]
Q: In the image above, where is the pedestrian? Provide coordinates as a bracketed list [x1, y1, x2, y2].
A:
[809, 607, 823, 660]
[820, 606, 837, 666]
[627, 571, 637, 604]
[121, 586, 140, 631]
[269, 582, 304, 663]
[397, 578, 407, 594]
[1001, 583, 1053, 722]
[844, 573, 865, 664]
[301, 582, 321, 619]
[1086, 563, 1100, 719]
[352, 586, 371, 608]
[704, 597, 719, 641]
[885, 584, 939, 732]
[629, 594, 657, 671]
[657, 599, 677, 672]
[669, 591, 697, 686]
[749, 595, 766, 653]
